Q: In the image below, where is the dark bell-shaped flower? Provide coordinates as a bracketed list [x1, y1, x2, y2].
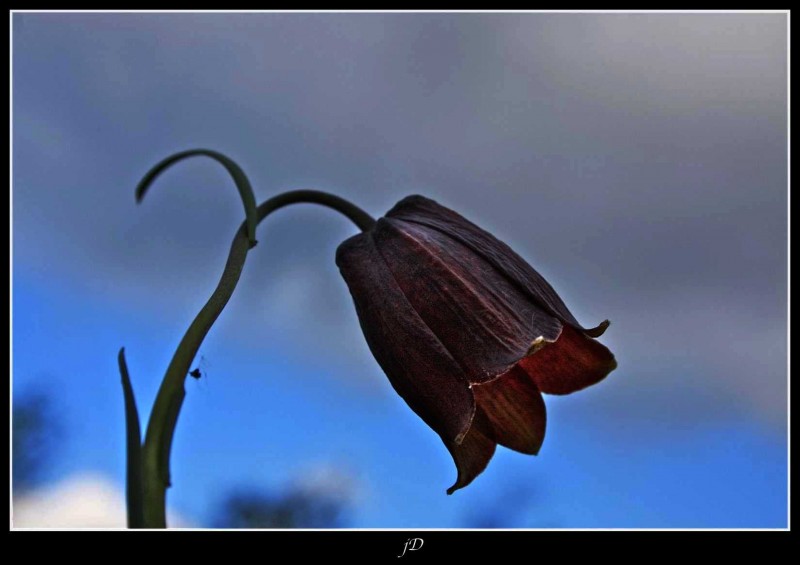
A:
[336, 195, 617, 494]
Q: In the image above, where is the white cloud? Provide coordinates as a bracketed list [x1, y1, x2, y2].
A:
[290, 462, 366, 506]
[11, 473, 194, 529]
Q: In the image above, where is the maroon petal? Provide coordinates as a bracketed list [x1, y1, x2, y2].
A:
[518, 325, 617, 395]
[373, 217, 561, 382]
[472, 365, 547, 455]
[338, 194, 618, 495]
[444, 422, 497, 495]
[386, 195, 608, 336]
[336, 232, 475, 443]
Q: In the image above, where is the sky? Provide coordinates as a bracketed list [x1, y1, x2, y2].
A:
[11, 11, 788, 528]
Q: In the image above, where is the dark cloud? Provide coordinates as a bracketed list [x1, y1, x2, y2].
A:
[12, 13, 787, 424]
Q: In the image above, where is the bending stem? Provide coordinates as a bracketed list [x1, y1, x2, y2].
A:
[140, 190, 374, 527]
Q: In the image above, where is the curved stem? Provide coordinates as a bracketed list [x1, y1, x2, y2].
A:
[140, 190, 375, 528]
[136, 149, 261, 248]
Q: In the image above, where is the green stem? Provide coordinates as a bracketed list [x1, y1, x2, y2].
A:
[136, 149, 261, 248]
[140, 190, 375, 528]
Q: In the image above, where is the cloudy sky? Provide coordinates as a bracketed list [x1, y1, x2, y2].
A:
[12, 11, 787, 528]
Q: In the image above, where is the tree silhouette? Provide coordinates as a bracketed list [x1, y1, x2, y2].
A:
[211, 485, 351, 529]
[12, 390, 61, 495]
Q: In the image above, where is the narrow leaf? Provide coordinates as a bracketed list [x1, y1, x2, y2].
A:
[118, 347, 144, 528]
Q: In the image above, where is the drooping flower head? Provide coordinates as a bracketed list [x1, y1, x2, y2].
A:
[336, 195, 616, 494]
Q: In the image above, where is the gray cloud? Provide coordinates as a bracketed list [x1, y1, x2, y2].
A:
[13, 13, 787, 425]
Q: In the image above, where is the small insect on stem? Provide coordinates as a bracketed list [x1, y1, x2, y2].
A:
[189, 355, 211, 382]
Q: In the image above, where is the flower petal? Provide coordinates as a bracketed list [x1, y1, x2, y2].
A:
[583, 319, 611, 338]
[472, 365, 547, 455]
[386, 195, 607, 336]
[518, 324, 617, 395]
[336, 232, 475, 443]
[374, 217, 561, 382]
[444, 422, 497, 495]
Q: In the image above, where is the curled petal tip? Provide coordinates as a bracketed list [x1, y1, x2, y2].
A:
[446, 477, 466, 496]
[444, 425, 496, 495]
[585, 319, 611, 338]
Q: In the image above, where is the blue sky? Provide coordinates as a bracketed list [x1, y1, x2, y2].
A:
[12, 12, 787, 528]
